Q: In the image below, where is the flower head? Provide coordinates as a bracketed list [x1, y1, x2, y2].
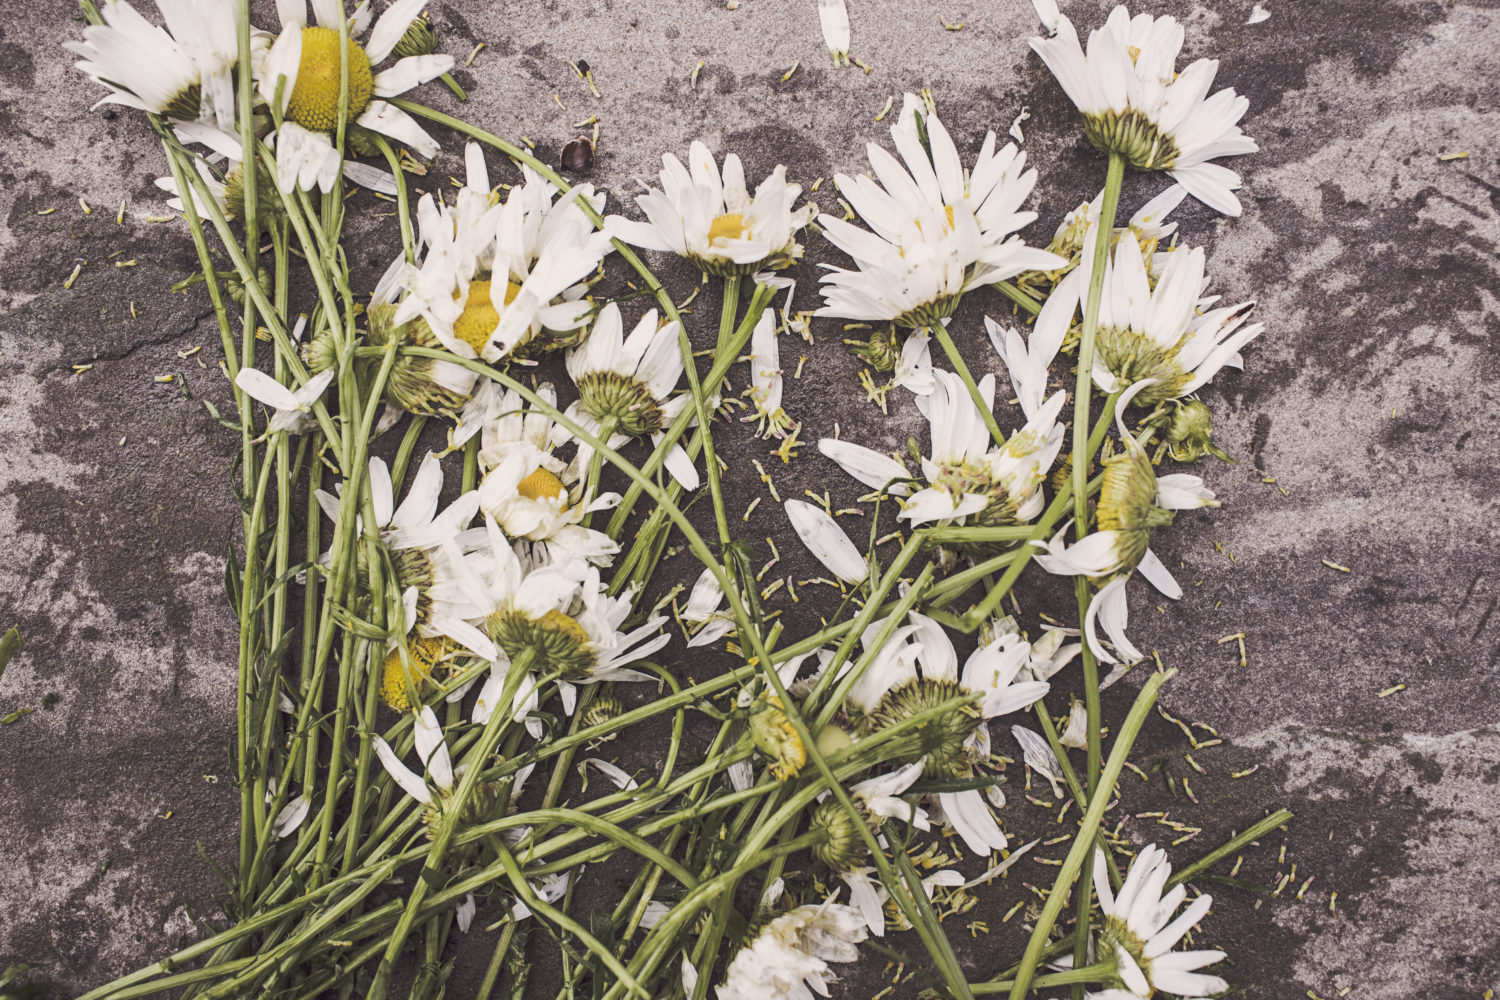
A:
[1095, 844, 1228, 998]
[390, 146, 612, 362]
[849, 613, 1047, 855]
[257, 0, 455, 192]
[1028, 4, 1258, 215]
[820, 369, 1066, 543]
[1084, 233, 1262, 410]
[565, 304, 700, 490]
[69, 0, 241, 129]
[608, 141, 816, 275]
[475, 383, 618, 543]
[1032, 382, 1216, 662]
[717, 896, 868, 1000]
[816, 93, 1064, 327]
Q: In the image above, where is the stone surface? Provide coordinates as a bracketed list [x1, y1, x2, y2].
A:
[1, 0, 1497, 998]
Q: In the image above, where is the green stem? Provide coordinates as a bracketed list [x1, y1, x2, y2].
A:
[929, 321, 1007, 447]
[1169, 808, 1294, 888]
[1007, 667, 1176, 1000]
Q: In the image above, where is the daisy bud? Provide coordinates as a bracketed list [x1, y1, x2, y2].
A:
[809, 800, 867, 870]
[1163, 399, 1230, 463]
[844, 325, 902, 373]
[580, 693, 626, 742]
[392, 12, 439, 59]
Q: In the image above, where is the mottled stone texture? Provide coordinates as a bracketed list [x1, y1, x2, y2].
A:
[1, 1, 1496, 998]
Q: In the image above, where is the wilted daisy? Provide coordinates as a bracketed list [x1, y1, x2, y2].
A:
[851, 613, 1048, 855]
[1028, 3, 1258, 215]
[819, 370, 1065, 541]
[475, 383, 615, 542]
[393, 147, 613, 362]
[257, 0, 454, 192]
[817, 93, 1065, 328]
[69, 0, 241, 129]
[314, 451, 479, 630]
[1032, 381, 1217, 662]
[1094, 844, 1228, 998]
[1083, 232, 1263, 413]
[607, 141, 816, 276]
[440, 520, 670, 719]
[565, 304, 700, 490]
[808, 761, 929, 871]
[717, 896, 868, 1000]
[374, 706, 504, 843]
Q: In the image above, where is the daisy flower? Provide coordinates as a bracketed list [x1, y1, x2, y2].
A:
[313, 451, 480, 630]
[392, 146, 613, 362]
[809, 761, 930, 871]
[850, 613, 1049, 855]
[1032, 381, 1217, 663]
[1028, 3, 1259, 215]
[607, 141, 816, 276]
[565, 304, 700, 490]
[1082, 229, 1263, 412]
[1094, 844, 1229, 998]
[438, 519, 670, 722]
[717, 896, 868, 1000]
[819, 369, 1066, 540]
[475, 383, 618, 543]
[257, 0, 454, 192]
[816, 93, 1065, 328]
[69, 0, 241, 130]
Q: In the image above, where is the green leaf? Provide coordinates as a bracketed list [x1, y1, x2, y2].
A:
[0, 627, 22, 684]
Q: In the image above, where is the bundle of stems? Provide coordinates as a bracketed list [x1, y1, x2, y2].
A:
[69, 1, 1291, 998]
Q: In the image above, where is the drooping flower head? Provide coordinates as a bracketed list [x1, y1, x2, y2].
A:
[819, 369, 1066, 547]
[608, 141, 816, 276]
[566, 304, 700, 490]
[849, 612, 1049, 855]
[1028, 3, 1258, 215]
[1094, 844, 1229, 998]
[816, 93, 1065, 328]
[1032, 381, 1217, 663]
[257, 0, 454, 192]
[717, 896, 868, 1000]
[69, 0, 242, 130]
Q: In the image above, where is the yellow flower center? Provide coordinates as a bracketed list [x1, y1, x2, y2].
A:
[379, 637, 447, 711]
[286, 27, 374, 133]
[452, 279, 522, 353]
[707, 212, 748, 244]
[517, 466, 567, 504]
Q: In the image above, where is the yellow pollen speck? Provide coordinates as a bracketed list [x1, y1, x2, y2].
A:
[516, 466, 567, 504]
[287, 27, 374, 133]
[707, 213, 747, 244]
[451, 279, 521, 352]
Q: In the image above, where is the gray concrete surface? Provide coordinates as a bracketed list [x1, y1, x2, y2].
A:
[1, 0, 1498, 997]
